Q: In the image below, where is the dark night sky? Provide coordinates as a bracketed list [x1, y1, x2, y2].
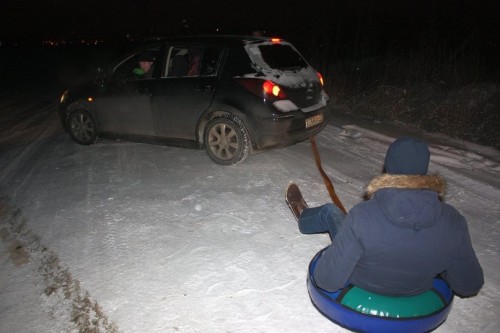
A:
[0, 0, 498, 51]
[0, 0, 303, 39]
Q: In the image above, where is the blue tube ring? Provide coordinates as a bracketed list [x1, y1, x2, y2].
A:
[307, 248, 454, 333]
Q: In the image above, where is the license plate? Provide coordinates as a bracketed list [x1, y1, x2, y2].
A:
[305, 113, 323, 128]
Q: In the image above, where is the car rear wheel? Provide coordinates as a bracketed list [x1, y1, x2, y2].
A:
[68, 109, 98, 145]
[204, 115, 250, 165]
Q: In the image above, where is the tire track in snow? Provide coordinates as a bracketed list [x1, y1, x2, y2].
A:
[0, 201, 119, 333]
[0, 99, 61, 187]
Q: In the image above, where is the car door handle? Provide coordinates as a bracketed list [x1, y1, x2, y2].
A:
[195, 85, 213, 92]
[137, 86, 151, 95]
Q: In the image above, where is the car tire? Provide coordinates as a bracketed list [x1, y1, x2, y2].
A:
[204, 115, 250, 165]
[68, 109, 98, 145]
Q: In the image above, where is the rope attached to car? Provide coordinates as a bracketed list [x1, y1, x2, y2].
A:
[310, 136, 347, 214]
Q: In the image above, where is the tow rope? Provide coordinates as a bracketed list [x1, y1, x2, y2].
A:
[310, 136, 347, 214]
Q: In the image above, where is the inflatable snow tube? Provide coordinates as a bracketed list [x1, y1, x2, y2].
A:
[307, 249, 454, 333]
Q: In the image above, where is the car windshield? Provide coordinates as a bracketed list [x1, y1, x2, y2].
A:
[258, 44, 307, 70]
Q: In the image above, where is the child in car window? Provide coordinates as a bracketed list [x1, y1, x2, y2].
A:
[187, 48, 201, 76]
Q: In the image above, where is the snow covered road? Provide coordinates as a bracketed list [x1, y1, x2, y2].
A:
[1, 93, 499, 332]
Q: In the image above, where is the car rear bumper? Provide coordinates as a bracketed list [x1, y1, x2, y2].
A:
[250, 106, 330, 151]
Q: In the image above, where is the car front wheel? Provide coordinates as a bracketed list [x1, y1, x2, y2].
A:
[68, 109, 98, 145]
[204, 115, 250, 165]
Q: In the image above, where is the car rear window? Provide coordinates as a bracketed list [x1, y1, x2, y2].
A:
[258, 44, 307, 70]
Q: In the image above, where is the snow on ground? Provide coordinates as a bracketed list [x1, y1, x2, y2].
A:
[0, 91, 499, 333]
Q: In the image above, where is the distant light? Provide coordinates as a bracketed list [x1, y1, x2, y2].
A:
[271, 38, 281, 43]
[87, 97, 94, 102]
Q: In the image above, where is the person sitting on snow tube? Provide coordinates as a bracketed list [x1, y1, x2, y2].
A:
[286, 136, 483, 327]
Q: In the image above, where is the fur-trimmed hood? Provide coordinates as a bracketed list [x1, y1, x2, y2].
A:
[362, 173, 446, 230]
[365, 174, 446, 199]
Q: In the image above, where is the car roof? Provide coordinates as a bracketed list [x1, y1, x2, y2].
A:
[145, 35, 279, 48]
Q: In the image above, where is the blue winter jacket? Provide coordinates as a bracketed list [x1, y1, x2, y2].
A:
[313, 174, 484, 297]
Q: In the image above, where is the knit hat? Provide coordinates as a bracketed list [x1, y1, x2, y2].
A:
[138, 51, 155, 62]
[384, 136, 430, 175]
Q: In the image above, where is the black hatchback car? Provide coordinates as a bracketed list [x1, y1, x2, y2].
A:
[59, 35, 330, 165]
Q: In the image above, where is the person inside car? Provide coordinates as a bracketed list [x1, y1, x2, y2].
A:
[187, 48, 201, 77]
[286, 136, 484, 298]
[132, 51, 155, 79]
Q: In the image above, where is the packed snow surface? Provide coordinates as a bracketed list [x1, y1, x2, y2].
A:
[1, 91, 499, 332]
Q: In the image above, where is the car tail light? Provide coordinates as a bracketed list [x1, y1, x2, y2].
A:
[236, 78, 287, 100]
[263, 80, 286, 98]
[317, 72, 324, 87]
[270, 38, 282, 44]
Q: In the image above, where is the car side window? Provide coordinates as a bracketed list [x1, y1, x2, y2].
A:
[166, 48, 189, 77]
[165, 46, 222, 78]
[111, 55, 138, 81]
[111, 47, 159, 81]
[200, 47, 223, 76]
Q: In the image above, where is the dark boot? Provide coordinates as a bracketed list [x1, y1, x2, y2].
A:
[286, 182, 308, 221]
